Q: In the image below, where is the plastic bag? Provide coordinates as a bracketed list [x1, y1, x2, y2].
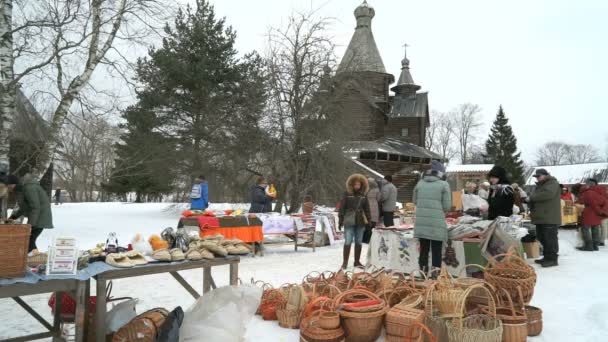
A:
[106, 298, 138, 333]
[161, 227, 176, 249]
[179, 286, 263, 342]
[461, 194, 489, 213]
[131, 234, 153, 256]
[175, 227, 189, 252]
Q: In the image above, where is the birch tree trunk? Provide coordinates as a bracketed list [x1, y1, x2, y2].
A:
[0, 0, 15, 175]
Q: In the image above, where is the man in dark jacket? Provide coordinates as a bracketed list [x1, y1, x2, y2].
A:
[7, 174, 54, 253]
[249, 176, 274, 213]
[529, 169, 561, 267]
[487, 166, 515, 220]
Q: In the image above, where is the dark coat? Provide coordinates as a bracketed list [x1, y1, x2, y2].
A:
[487, 166, 514, 220]
[529, 176, 562, 225]
[339, 174, 371, 227]
[249, 185, 273, 213]
[12, 177, 53, 228]
[577, 186, 608, 226]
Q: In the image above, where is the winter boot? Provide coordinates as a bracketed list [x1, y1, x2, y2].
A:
[341, 245, 351, 270]
[541, 259, 558, 268]
[353, 245, 364, 268]
[576, 242, 594, 251]
[593, 243, 600, 251]
[534, 258, 544, 264]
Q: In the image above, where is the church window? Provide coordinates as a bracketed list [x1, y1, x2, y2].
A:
[401, 128, 409, 137]
[389, 154, 399, 161]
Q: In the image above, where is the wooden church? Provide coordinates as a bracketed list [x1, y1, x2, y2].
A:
[332, 1, 441, 202]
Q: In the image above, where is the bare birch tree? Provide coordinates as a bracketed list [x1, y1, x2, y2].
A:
[427, 111, 458, 162]
[450, 103, 483, 164]
[0, 0, 168, 181]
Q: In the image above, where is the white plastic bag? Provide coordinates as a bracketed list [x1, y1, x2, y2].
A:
[179, 285, 263, 342]
[461, 194, 489, 212]
[106, 298, 138, 333]
[131, 233, 153, 256]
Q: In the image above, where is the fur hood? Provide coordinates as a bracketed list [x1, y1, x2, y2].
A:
[346, 174, 368, 195]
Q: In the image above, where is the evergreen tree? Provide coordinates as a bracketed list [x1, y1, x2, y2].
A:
[104, 106, 177, 202]
[484, 106, 525, 184]
[135, 0, 267, 181]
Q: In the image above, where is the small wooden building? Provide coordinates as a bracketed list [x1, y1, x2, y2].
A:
[446, 164, 494, 192]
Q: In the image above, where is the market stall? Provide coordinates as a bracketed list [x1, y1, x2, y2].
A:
[178, 214, 264, 243]
[367, 215, 528, 274]
[94, 257, 239, 342]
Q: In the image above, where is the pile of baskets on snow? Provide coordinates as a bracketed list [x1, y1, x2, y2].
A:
[253, 248, 542, 342]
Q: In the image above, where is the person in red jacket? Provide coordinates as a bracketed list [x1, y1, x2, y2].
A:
[560, 185, 574, 201]
[576, 179, 608, 251]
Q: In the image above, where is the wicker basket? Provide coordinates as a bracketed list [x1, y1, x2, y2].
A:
[0, 224, 31, 278]
[378, 286, 412, 308]
[445, 284, 503, 342]
[493, 289, 527, 342]
[386, 302, 425, 338]
[259, 288, 286, 321]
[454, 264, 486, 289]
[319, 312, 340, 330]
[300, 312, 345, 342]
[426, 267, 465, 319]
[334, 289, 388, 342]
[525, 305, 543, 337]
[485, 251, 537, 304]
[386, 321, 437, 342]
[277, 307, 303, 329]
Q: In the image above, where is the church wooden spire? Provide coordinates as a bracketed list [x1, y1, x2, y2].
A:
[337, 1, 387, 74]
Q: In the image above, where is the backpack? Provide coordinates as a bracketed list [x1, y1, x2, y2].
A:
[112, 308, 169, 342]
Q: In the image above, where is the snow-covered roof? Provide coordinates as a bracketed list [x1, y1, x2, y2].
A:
[525, 162, 608, 186]
[446, 164, 494, 173]
[351, 159, 384, 178]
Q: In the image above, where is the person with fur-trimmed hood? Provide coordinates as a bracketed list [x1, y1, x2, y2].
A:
[338, 174, 371, 269]
[487, 166, 515, 220]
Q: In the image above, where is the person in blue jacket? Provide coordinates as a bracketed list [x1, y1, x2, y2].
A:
[190, 175, 209, 210]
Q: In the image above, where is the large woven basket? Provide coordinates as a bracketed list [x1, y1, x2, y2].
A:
[525, 305, 543, 337]
[454, 264, 486, 289]
[385, 321, 437, 342]
[485, 251, 537, 304]
[334, 289, 388, 342]
[0, 224, 31, 278]
[445, 284, 503, 342]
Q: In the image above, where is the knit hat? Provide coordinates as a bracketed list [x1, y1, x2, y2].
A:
[488, 166, 509, 184]
[431, 160, 446, 174]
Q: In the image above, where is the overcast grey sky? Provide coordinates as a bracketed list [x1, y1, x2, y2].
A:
[182, 0, 608, 162]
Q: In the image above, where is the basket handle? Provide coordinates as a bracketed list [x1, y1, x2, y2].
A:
[319, 283, 342, 298]
[499, 288, 517, 317]
[409, 269, 428, 289]
[414, 321, 438, 342]
[516, 286, 526, 311]
[457, 264, 486, 278]
[456, 283, 497, 329]
[332, 288, 381, 308]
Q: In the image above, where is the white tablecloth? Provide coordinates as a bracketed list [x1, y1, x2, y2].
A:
[367, 229, 466, 276]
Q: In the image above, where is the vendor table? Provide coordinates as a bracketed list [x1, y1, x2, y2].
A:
[94, 256, 240, 342]
[367, 229, 467, 276]
[0, 278, 88, 342]
[178, 216, 264, 242]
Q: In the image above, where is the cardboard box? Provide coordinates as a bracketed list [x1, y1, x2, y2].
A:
[523, 241, 540, 259]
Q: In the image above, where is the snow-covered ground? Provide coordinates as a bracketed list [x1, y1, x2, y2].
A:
[1, 203, 607, 341]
